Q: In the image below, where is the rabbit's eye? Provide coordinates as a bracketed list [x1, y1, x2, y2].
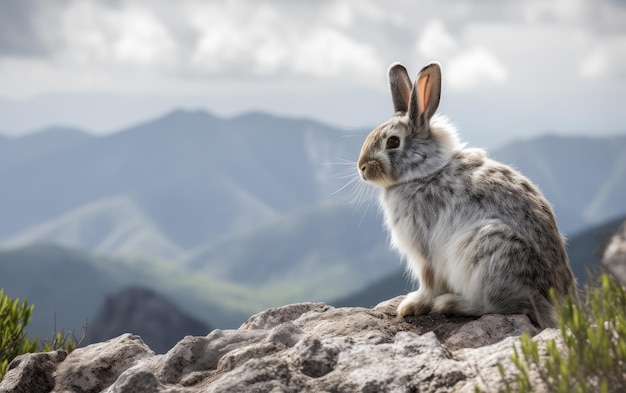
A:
[386, 136, 400, 149]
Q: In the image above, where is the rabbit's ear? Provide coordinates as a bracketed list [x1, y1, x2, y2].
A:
[388, 63, 412, 113]
[409, 62, 441, 130]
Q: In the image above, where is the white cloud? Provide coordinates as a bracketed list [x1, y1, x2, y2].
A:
[189, 2, 281, 74]
[446, 48, 508, 91]
[580, 35, 626, 79]
[111, 7, 177, 66]
[4, 0, 624, 93]
[417, 19, 459, 59]
[0, 0, 626, 137]
[59, 2, 176, 67]
[324, 2, 355, 29]
[415, 19, 508, 91]
[521, 0, 590, 25]
[188, 2, 383, 81]
[292, 28, 383, 79]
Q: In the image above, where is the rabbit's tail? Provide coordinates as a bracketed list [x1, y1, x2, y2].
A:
[527, 295, 557, 329]
[495, 293, 556, 329]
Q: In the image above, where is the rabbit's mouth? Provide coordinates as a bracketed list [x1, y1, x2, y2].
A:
[359, 160, 393, 188]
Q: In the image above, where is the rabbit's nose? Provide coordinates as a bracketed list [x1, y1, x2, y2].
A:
[359, 164, 368, 179]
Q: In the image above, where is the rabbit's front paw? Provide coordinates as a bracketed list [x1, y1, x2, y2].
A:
[397, 290, 432, 319]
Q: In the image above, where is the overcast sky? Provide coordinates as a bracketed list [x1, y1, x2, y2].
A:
[1, 0, 625, 147]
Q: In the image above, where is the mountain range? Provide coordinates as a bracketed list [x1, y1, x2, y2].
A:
[0, 111, 366, 252]
[0, 109, 625, 336]
[2, 111, 624, 252]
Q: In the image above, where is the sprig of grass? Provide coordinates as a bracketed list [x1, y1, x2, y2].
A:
[494, 274, 626, 393]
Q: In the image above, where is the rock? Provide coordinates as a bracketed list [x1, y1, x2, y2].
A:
[455, 327, 565, 392]
[0, 297, 562, 393]
[156, 328, 269, 384]
[444, 313, 540, 351]
[0, 350, 66, 393]
[603, 221, 626, 284]
[241, 302, 329, 330]
[51, 333, 154, 393]
[103, 367, 166, 393]
[293, 335, 339, 378]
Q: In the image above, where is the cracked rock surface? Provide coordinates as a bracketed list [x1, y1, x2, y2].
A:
[1, 296, 554, 393]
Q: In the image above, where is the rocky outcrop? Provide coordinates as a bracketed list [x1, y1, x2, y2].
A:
[0, 296, 554, 393]
[603, 221, 626, 284]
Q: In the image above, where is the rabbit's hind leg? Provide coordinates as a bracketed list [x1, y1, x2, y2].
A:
[432, 293, 480, 317]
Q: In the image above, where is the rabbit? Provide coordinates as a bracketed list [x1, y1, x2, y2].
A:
[357, 61, 576, 329]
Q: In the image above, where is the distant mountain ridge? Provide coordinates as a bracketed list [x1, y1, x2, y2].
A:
[3, 196, 182, 260]
[1, 112, 623, 254]
[85, 287, 211, 354]
[0, 126, 93, 169]
[0, 110, 357, 250]
[0, 109, 624, 334]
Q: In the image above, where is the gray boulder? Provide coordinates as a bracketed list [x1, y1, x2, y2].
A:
[0, 350, 66, 393]
[0, 297, 556, 393]
[603, 221, 626, 284]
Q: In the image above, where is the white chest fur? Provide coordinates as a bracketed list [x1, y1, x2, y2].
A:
[380, 188, 484, 299]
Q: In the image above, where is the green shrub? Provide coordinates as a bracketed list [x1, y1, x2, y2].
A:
[497, 274, 626, 393]
[0, 290, 83, 380]
[0, 289, 37, 379]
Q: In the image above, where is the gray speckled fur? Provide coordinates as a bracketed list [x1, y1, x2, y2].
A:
[358, 62, 576, 328]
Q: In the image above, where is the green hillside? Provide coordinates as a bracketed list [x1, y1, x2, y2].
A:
[0, 244, 248, 336]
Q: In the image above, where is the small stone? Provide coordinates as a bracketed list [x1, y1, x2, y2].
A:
[51, 333, 153, 393]
[0, 350, 66, 393]
[444, 313, 539, 351]
[103, 367, 163, 393]
[293, 335, 338, 378]
[241, 302, 329, 330]
[156, 328, 266, 384]
[266, 321, 303, 348]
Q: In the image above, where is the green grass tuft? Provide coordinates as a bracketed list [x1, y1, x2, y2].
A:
[495, 274, 626, 393]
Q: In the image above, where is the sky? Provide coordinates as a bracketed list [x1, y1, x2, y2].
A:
[1, 0, 625, 148]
